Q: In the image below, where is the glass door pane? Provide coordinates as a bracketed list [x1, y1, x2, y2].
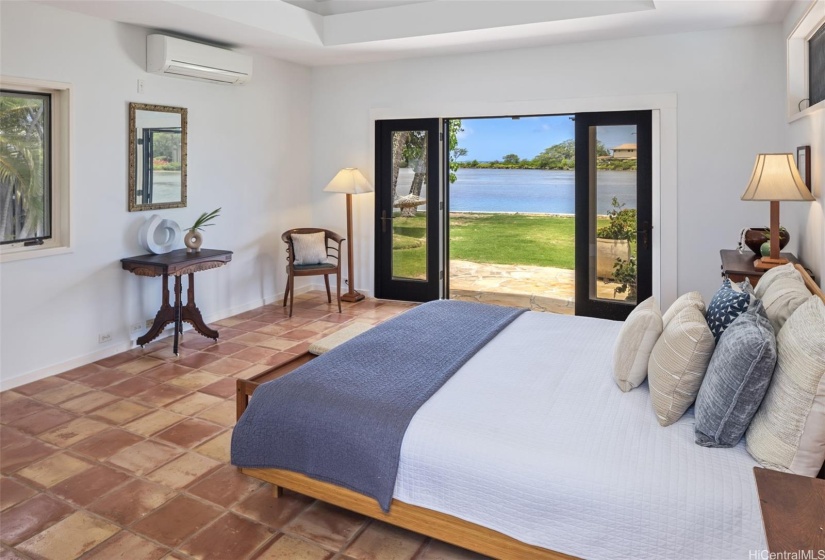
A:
[391, 130, 428, 281]
[575, 111, 651, 320]
[592, 124, 638, 305]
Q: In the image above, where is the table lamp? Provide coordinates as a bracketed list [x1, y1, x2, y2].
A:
[324, 168, 373, 302]
[741, 153, 814, 270]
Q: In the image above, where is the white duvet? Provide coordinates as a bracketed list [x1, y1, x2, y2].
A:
[394, 311, 766, 560]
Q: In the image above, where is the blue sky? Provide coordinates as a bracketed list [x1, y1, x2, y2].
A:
[454, 116, 636, 162]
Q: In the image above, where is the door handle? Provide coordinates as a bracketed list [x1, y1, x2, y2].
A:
[380, 210, 394, 233]
[637, 221, 653, 250]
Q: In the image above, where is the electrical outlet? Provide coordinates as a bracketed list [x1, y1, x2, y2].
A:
[131, 323, 144, 333]
[345, 279, 349, 286]
[137, 79, 144, 94]
[98, 333, 112, 344]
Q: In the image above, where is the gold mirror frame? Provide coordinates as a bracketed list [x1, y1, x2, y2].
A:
[128, 102, 188, 212]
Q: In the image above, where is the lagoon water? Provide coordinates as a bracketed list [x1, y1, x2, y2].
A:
[449, 168, 636, 215]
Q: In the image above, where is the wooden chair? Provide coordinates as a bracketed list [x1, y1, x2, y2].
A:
[282, 228, 344, 317]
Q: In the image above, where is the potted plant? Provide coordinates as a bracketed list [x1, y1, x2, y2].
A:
[596, 197, 636, 280]
[184, 208, 220, 253]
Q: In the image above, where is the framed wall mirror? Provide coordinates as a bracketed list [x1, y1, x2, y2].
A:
[128, 103, 187, 211]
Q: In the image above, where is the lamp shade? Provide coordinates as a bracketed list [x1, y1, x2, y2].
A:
[741, 153, 814, 201]
[324, 168, 373, 195]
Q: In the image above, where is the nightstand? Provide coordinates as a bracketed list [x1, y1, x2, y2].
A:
[753, 467, 825, 556]
[720, 250, 813, 284]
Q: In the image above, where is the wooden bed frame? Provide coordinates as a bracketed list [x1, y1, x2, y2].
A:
[236, 264, 825, 560]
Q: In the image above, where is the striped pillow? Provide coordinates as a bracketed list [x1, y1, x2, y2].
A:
[746, 296, 825, 476]
[662, 291, 705, 328]
[648, 306, 716, 426]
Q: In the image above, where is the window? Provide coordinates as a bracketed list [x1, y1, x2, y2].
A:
[1, 90, 51, 245]
[810, 22, 825, 107]
[0, 77, 70, 262]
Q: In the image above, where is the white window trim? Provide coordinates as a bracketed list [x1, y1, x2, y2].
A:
[0, 76, 72, 263]
[787, 0, 825, 122]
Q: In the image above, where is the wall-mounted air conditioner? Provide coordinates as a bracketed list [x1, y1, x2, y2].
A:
[147, 34, 253, 85]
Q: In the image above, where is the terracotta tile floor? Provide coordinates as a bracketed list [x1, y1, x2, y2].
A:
[1, 292, 490, 560]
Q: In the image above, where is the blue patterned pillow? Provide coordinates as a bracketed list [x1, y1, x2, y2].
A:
[706, 278, 752, 341]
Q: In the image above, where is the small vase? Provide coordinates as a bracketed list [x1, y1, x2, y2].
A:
[760, 241, 771, 257]
[184, 229, 203, 253]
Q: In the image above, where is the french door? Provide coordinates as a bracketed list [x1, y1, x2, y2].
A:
[574, 110, 652, 320]
[374, 119, 441, 302]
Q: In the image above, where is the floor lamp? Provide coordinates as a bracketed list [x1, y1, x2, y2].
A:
[324, 168, 374, 302]
[741, 153, 814, 270]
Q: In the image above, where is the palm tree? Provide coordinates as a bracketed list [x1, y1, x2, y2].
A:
[0, 95, 46, 242]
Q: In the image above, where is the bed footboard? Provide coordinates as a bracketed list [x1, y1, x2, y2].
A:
[241, 467, 577, 560]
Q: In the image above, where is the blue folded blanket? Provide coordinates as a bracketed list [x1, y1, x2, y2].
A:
[231, 299, 525, 511]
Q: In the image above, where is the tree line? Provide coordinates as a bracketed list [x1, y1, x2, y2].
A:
[457, 139, 637, 171]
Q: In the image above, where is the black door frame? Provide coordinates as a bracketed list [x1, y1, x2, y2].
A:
[574, 110, 653, 320]
[374, 118, 441, 302]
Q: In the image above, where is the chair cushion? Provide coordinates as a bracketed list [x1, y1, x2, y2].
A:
[612, 296, 663, 392]
[746, 296, 825, 476]
[292, 232, 328, 265]
[694, 301, 776, 448]
[294, 262, 337, 271]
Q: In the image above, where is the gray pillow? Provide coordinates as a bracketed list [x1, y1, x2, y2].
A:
[694, 301, 777, 448]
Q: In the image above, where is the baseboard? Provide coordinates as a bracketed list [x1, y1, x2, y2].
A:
[0, 285, 315, 392]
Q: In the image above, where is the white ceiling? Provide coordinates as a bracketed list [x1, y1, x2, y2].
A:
[39, 0, 794, 66]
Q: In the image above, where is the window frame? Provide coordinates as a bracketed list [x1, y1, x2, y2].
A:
[787, 0, 825, 121]
[0, 76, 71, 262]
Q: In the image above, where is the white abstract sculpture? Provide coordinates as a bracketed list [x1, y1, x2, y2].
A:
[138, 214, 181, 254]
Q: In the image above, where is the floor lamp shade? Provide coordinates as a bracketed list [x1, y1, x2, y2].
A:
[324, 168, 373, 302]
[742, 154, 814, 269]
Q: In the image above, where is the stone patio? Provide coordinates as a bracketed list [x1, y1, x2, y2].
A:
[449, 260, 629, 314]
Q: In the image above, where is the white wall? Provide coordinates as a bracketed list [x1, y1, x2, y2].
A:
[0, 1, 313, 387]
[309, 24, 791, 302]
[784, 1, 825, 282]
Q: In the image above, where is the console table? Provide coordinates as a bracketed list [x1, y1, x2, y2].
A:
[121, 249, 233, 356]
[720, 249, 813, 284]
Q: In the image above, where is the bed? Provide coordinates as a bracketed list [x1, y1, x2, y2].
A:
[233, 265, 825, 560]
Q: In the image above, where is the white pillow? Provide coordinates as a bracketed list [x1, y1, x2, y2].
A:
[292, 232, 328, 265]
[612, 297, 663, 392]
[648, 306, 716, 426]
[662, 291, 705, 328]
[746, 296, 825, 476]
[760, 276, 811, 333]
[754, 263, 802, 300]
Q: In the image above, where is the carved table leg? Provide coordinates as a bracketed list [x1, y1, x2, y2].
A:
[173, 275, 183, 356]
[181, 272, 219, 340]
[137, 273, 174, 347]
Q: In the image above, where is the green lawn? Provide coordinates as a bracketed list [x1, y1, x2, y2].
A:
[392, 212, 619, 279]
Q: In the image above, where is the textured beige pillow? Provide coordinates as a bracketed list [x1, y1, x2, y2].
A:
[760, 276, 811, 333]
[291, 232, 328, 265]
[754, 262, 802, 300]
[612, 297, 663, 392]
[746, 296, 825, 476]
[662, 291, 705, 328]
[648, 306, 716, 426]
